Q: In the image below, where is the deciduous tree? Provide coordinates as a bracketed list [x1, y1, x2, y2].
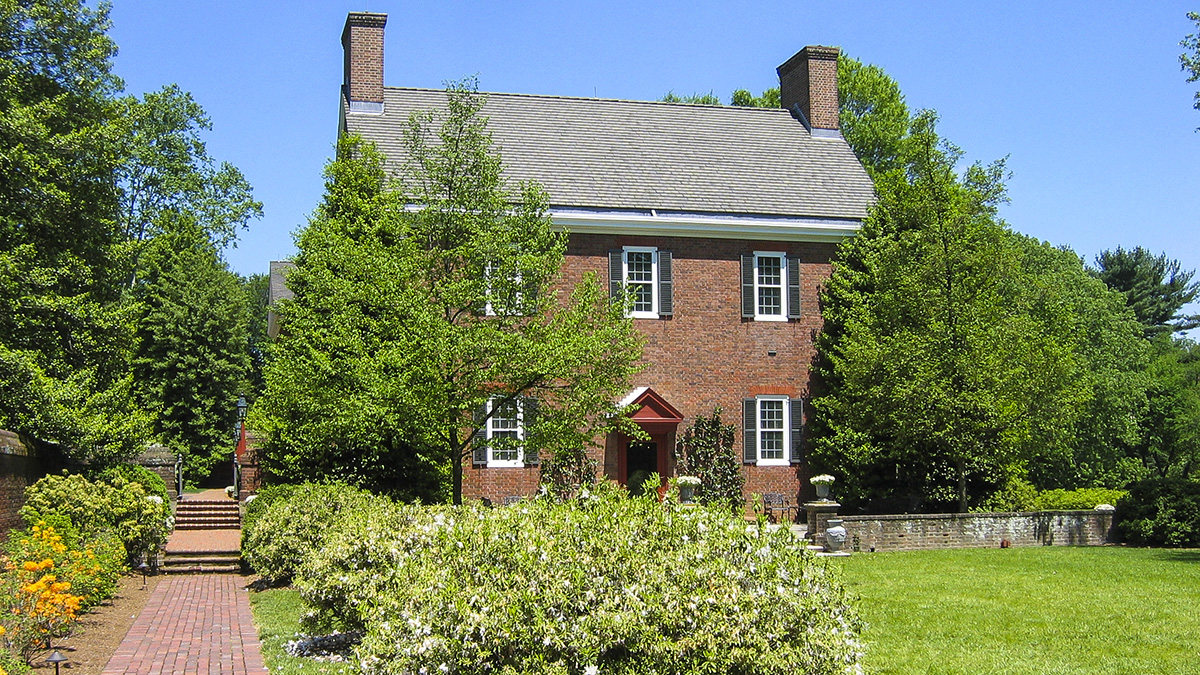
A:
[255, 82, 644, 503]
[811, 114, 1146, 512]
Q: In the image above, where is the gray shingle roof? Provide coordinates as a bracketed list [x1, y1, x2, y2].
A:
[343, 88, 873, 222]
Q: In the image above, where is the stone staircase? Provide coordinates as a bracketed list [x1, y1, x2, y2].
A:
[161, 493, 243, 574]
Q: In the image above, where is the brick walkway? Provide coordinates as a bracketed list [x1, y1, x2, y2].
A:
[101, 575, 267, 675]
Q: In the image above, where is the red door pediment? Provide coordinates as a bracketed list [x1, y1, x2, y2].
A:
[620, 386, 684, 425]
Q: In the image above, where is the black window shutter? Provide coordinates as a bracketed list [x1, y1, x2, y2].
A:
[522, 277, 538, 315]
[608, 251, 623, 302]
[787, 256, 801, 319]
[790, 398, 804, 464]
[472, 402, 488, 466]
[658, 250, 673, 317]
[522, 397, 539, 465]
[742, 398, 757, 464]
[741, 254, 755, 318]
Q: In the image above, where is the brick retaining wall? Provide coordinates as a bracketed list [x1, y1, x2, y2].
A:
[841, 510, 1116, 552]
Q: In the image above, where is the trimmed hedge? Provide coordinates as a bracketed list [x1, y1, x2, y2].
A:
[1116, 478, 1200, 547]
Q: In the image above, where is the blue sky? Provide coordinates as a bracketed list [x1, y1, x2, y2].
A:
[108, 1, 1199, 320]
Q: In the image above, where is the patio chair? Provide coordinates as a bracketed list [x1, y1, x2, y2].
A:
[762, 492, 797, 523]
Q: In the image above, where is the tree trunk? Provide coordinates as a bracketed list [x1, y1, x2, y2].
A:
[956, 459, 968, 513]
[452, 452, 463, 505]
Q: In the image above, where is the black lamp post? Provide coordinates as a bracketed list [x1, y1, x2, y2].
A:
[137, 561, 149, 589]
[233, 393, 247, 500]
[46, 650, 68, 675]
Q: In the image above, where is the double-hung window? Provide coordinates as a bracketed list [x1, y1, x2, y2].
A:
[624, 247, 658, 318]
[483, 262, 527, 317]
[742, 396, 803, 466]
[472, 397, 539, 468]
[608, 247, 674, 319]
[486, 398, 523, 467]
[741, 252, 801, 321]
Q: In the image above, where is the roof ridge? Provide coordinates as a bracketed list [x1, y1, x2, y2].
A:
[382, 86, 789, 113]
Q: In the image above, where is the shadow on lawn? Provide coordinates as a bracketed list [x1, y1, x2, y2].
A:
[1150, 549, 1200, 564]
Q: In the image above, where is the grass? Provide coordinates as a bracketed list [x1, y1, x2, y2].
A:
[248, 586, 354, 675]
[247, 546, 1200, 675]
[834, 546, 1200, 675]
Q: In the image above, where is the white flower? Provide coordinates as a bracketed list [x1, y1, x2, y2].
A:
[146, 495, 163, 504]
[1094, 503, 1116, 512]
[584, 666, 599, 675]
[810, 474, 836, 485]
[676, 476, 701, 486]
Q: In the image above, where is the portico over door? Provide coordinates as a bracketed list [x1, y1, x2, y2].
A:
[611, 387, 684, 492]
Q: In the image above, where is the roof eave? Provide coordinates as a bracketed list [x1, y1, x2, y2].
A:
[551, 209, 862, 243]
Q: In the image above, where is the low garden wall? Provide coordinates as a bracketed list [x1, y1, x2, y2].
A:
[841, 510, 1116, 552]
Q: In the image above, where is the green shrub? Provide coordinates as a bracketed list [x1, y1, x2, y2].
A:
[297, 483, 863, 675]
[242, 483, 301, 539]
[1034, 488, 1127, 511]
[20, 472, 172, 563]
[1116, 479, 1200, 547]
[674, 407, 745, 511]
[241, 482, 375, 583]
[87, 464, 171, 504]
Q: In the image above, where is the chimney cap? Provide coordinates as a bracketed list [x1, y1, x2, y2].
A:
[777, 45, 840, 78]
[342, 11, 387, 43]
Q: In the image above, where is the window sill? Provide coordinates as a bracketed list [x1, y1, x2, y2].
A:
[486, 460, 526, 469]
[753, 314, 788, 322]
[755, 459, 790, 467]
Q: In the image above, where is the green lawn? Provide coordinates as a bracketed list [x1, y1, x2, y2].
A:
[249, 587, 353, 675]
[835, 546, 1200, 675]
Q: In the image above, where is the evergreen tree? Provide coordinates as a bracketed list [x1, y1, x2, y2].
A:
[1090, 246, 1200, 335]
[131, 222, 250, 479]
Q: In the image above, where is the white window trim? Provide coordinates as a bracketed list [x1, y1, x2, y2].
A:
[623, 246, 658, 319]
[486, 397, 524, 468]
[756, 395, 790, 466]
[753, 251, 788, 322]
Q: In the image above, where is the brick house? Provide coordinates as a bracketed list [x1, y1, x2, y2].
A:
[271, 12, 873, 506]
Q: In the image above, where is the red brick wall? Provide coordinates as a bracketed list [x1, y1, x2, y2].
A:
[464, 233, 835, 505]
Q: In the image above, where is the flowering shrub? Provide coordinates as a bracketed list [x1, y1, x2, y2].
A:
[19, 472, 171, 563]
[0, 522, 123, 667]
[242, 483, 301, 538]
[296, 484, 864, 675]
[86, 464, 171, 505]
[5, 523, 124, 610]
[241, 482, 376, 584]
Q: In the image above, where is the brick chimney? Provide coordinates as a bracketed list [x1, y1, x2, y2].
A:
[777, 46, 840, 136]
[342, 12, 388, 113]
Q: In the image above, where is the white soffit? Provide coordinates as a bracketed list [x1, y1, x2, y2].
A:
[551, 210, 861, 243]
